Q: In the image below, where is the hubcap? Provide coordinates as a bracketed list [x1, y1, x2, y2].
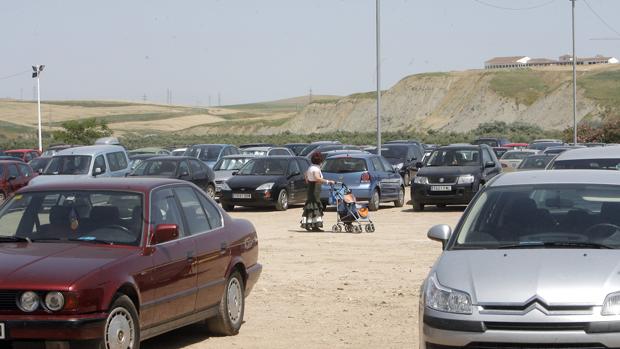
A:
[227, 278, 243, 324]
[105, 307, 134, 349]
[280, 191, 288, 208]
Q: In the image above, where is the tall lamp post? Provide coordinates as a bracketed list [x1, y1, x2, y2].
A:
[32, 65, 45, 152]
[571, 0, 578, 144]
[376, 0, 382, 155]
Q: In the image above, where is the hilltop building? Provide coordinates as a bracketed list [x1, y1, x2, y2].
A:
[485, 54, 619, 69]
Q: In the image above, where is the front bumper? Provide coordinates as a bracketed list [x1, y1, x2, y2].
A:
[0, 313, 106, 341]
[220, 190, 276, 207]
[411, 183, 477, 205]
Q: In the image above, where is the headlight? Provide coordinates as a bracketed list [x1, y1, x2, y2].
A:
[45, 292, 65, 312]
[602, 292, 620, 315]
[220, 182, 231, 191]
[394, 163, 404, 170]
[414, 176, 429, 185]
[256, 182, 274, 191]
[19, 291, 40, 312]
[457, 174, 475, 184]
[424, 274, 472, 314]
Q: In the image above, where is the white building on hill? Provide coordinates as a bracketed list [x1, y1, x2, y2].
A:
[485, 54, 618, 69]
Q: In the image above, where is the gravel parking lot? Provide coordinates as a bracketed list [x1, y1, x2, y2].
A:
[142, 192, 463, 349]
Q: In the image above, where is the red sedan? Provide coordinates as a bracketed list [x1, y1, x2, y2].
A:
[0, 178, 261, 348]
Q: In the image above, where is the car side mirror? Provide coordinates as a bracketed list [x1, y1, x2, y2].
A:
[150, 224, 179, 245]
[93, 167, 103, 176]
[415, 161, 423, 169]
[7, 175, 16, 181]
[484, 161, 496, 168]
[37, 168, 43, 175]
[179, 171, 190, 178]
[428, 224, 452, 249]
[232, 171, 238, 176]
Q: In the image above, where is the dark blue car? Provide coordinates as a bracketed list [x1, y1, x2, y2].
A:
[320, 154, 405, 211]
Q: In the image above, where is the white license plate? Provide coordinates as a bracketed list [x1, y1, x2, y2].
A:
[430, 185, 452, 191]
[233, 193, 252, 199]
[0, 323, 4, 339]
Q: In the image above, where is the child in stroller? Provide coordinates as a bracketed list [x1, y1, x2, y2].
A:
[329, 182, 375, 233]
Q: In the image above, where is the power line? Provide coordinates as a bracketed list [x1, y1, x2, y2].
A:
[0, 69, 29, 81]
[583, 0, 620, 38]
[472, 0, 556, 11]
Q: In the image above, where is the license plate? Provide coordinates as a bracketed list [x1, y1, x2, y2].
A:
[233, 193, 252, 199]
[0, 323, 4, 339]
[430, 185, 452, 191]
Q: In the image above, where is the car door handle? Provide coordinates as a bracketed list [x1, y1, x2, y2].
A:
[186, 251, 194, 262]
[220, 242, 228, 254]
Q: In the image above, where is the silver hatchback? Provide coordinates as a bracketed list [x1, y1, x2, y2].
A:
[420, 170, 620, 348]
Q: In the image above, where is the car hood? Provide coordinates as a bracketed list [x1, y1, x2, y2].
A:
[418, 166, 480, 177]
[227, 175, 283, 189]
[215, 170, 236, 182]
[435, 250, 620, 306]
[0, 243, 136, 289]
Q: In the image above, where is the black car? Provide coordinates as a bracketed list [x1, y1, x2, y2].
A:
[128, 153, 157, 171]
[129, 156, 217, 198]
[472, 137, 511, 147]
[370, 143, 423, 186]
[411, 144, 501, 211]
[298, 141, 341, 157]
[284, 143, 310, 156]
[219, 156, 311, 211]
[517, 154, 556, 171]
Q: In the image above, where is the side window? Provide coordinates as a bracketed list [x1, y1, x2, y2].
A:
[230, 147, 240, 155]
[482, 149, 492, 165]
[174, 187, 211, 234]
[18, 164, 32, 178]
[116, 152, 128, 169]
[178, 161, 190, 176]
[196, 190, 223, 229]
[380, 157, 393, 172]
[8, 164, 19, 178]
[150, 188, 185, 239]
[370, 157, 385, 172]
[296, 159, 310, 174]
[190, 160, 203, 174]
[94, 155, 107, 173]
[287, 160, 301, 176]
[106, 153, 120, 172]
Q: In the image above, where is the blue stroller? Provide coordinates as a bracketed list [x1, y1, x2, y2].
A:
[328, 183, 375, 233]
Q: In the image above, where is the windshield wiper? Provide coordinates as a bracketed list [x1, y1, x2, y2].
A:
[0, 236, 31, 243]
[68, 237, 114, 245]
[499, 241, 613, 249]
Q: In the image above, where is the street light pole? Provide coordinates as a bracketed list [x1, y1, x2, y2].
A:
[376, 0, 382, 155]
[571, 0, 578, 144]
[32, 65, 45, 152]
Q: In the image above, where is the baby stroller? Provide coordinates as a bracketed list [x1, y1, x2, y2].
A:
[329, 182, 375, 233]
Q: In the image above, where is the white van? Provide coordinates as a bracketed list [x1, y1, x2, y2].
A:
[30, 145, 130, 185]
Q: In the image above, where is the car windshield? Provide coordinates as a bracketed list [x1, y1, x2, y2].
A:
[132, 160, 178, 176]
[552, 158, 620, 170]
[44, 156, 92, 175]
[322, 158, 368, 173]
[519, 156, 554, 169]
[378, 146, 408, 159]
[502, 151, 534, 160]
[0, 191, 143, 246]
[299, 144, 320, 157]
[187, 146, 222, 161]
[425, 149, 480, 167]
[288, 144, 308, 155]
[453, 184, 620, 250]
[238, 158, 289, 175]
[29, 157, 51, 172]
[529, 142, 563, 151]
[214, 157, 252, 171]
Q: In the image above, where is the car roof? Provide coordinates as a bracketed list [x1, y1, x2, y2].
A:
[55, 145, 125, 156]
[189, 144, 230, 147]
[242, 146, 271, 151]
[129, 147, 168, 152]
[6, 149, 36, 152]
[20, 177, 187, 193]
[220, 154, 257, 159]
[0, 159, 26, 164]
[140, 156, 194, 161]
[554, 145, 620, 161]
[505, 149, 538, 153]
[490, 170, 620, 187]
[328, 153, 375, 159]
[439, 144, 483, 150]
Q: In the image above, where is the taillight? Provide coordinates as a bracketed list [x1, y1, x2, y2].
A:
[360, 172, 371, 183]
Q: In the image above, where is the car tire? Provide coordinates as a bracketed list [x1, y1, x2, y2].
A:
[275, 189, 288, 211]
[223, 203, 235, 212]
[413, 201, 424, 212]
[403, 172, 410, 187]
[205, 184, 216, 200]
[394, 187, 405, 207]
[368, 189, 380, 211]
[99, 295, 140, 349]
[207, 271, 245, 336]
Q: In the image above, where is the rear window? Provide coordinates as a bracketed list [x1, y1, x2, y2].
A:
[322, 158, 368, 173]
[519, 156, 554, 169]
[552, 159, 620, 170]
[502, 151, 534, 160]
[187, 146, 222, 161]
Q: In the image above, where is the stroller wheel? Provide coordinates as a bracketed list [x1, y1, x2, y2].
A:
[344, 224, 352, 233]
[353, 225, 363, 234]
[331, 224, 340, 233]
[365, 224, 375, 233]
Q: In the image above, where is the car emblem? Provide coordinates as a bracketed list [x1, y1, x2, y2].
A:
[439, 178, 444, 183]
[240, 188, 246, 191]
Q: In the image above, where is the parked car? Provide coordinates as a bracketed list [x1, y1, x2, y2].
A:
[528, 139, 565, 151]
[385, 139, 424, 149]
[241, 146, 294, 157]
[516, 154, 556, 171]
[129, 156, 216, 198]
[305, 144, 361, 160]
[219, 156, 310, 211]
[238, 143, 275, 149]
[284, 143, 310, 156]
[41, 144, 81, 157]
[411, 144, 501, 211]
[213, 155, 257, 199]
[298, 141, 341, 157]
[420, 170, 620, 348]
[543, 145, 585, 155]
[128, 153, 157, 171]
[320, 154, 405, 211]
[171, 147, 187, 156]
[28, 156, 52, 174]
[499, 149, 539, 172]
[127, 147, 171, 156]
[185, 144, 240, 168]
[492, 146, 510, 159]
[0, 160, 35, 202]
[472, 137, 511, 147]
[30, 145, 130, 185]
[0, 177, 261, 347]
[369, 143, 423, 186]
[503, 142, 529, 149]
[5, 149, 40, 162]
[549, 145, 620, 170]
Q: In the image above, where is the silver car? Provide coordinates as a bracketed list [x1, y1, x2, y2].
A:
[420, 170, 620, 348]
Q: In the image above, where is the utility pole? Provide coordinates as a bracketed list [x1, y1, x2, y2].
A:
[32, 65, 45, 152]
[309, 88, 313, 104]
[218, 92, 221, 106]
[142, 94, 147, 102]
[376, 0, 382, 155]
[571, 0, 578, 144]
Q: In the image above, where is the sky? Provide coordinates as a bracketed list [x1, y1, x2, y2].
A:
[1, 0, 619, 106]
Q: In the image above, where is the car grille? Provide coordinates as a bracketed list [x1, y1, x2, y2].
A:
[0, 291, 18, 310]
[484, 322, 588, 332]
[428, 176, 457, 184]
[426, 343, 608, 349]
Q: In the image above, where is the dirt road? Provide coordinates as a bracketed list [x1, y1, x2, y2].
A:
[142, 192, 463, 349]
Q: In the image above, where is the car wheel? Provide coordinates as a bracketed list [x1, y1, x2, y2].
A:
[368, 189, 380, 211]
[222, 203, 235, 212]
[413, 201, 424, 212]
[275, 189, 288, 211]
[394, 187, 405, 207]
[205, 184, 216, 200]
[207, 271, 245, 336]
[100, 295, 140, 349]
[403, 172, 410, 187]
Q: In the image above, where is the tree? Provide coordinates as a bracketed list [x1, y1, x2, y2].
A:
[52, 119, 112, 145]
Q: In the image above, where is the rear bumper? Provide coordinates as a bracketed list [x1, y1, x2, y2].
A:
[245, 263, 262, 297]
[0, 313, 106, 340]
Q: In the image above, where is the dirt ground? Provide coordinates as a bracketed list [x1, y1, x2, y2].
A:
[142, 192, 463, 349]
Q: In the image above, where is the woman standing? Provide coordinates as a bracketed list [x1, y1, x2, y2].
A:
[301, 152, 334, 232]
